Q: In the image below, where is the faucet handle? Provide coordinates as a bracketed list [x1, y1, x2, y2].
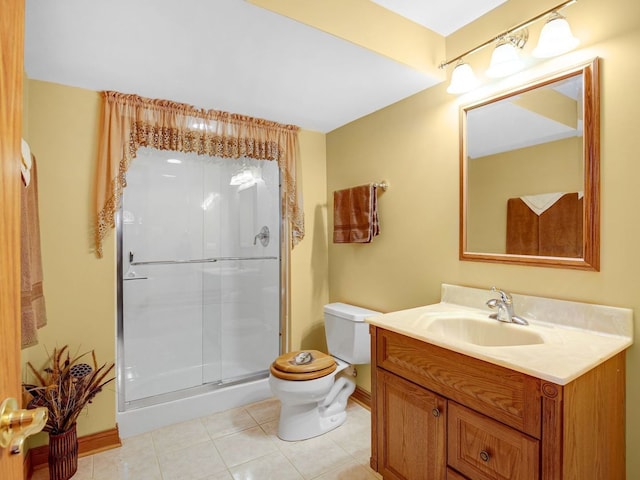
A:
[490, 286, 512, 303]
[486, 298, 500, 309]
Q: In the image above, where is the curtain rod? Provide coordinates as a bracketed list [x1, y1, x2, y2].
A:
[439, 0, 577, 69]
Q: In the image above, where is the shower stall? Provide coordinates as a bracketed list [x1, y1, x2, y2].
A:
[116, 147, 283, 437]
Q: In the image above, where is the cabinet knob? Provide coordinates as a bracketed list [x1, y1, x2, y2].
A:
[431, 408, 440, 417]
[479, 450, 490, 462]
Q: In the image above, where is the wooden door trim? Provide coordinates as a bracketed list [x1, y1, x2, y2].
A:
[0, 0, 25, 477]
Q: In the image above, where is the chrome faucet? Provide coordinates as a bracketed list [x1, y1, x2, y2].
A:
[486, 287, 529, 326]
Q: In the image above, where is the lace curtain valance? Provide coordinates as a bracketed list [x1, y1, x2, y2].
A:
[94, 91, 304, 257]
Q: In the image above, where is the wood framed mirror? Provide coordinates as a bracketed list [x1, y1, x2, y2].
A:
[460, 58, 600, 270]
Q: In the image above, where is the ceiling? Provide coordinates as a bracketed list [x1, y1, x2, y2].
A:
[24, 0, 506, 133]
[467, 74, 583, 159]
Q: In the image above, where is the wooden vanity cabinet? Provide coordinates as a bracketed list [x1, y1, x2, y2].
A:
[370, 326, 626, 480]
[376, 369, 447, 480]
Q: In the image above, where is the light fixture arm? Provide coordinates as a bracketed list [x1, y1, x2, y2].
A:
[439, 0, 576, 69]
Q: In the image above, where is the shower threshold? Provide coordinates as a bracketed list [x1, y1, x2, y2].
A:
[117, 371, 273, 437]
[121, 370, 270, 412]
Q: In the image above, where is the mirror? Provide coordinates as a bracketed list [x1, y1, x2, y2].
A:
[460, 58, 600, 270]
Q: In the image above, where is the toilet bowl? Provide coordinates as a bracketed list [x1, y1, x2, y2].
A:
[269, 303, 380, 441]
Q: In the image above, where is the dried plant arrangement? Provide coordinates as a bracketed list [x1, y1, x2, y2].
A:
[23, 345, 115, 435]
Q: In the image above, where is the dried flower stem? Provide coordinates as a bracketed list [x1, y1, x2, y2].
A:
[23, 346, 115, 435]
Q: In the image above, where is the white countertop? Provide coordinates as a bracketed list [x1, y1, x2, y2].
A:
[366, 284, 633, 385]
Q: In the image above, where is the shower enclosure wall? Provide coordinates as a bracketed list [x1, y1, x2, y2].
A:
[117, 147, 282, 435]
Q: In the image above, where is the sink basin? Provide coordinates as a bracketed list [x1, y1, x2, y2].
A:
[424, 316, 544, 347]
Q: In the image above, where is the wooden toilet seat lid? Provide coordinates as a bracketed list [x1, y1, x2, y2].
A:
[270, 350, 337, 380]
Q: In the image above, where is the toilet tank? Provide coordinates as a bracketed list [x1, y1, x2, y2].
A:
[324, 303, 381, 364]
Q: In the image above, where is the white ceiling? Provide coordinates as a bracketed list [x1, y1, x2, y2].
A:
[467, 75, 583, 159]
[24, 0, 506, 133]
[370, 0, 506, 36]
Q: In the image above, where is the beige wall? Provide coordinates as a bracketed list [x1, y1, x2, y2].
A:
[327, 0, 640, 477]
[22, 82, 115, 447]
[467, 137, 582, 253]
[290, 129, 330, 352]
[22, 80, 329, 446]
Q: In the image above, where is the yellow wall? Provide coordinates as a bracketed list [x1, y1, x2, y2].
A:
[467, 137, 582, 253]
[22, 82, 115, 446]
[22, 80, 329, 446]
[327, 0, 640, 477]
[290, 129, 330, 352]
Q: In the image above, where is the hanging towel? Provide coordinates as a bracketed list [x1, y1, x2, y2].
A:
[21, 138, 32, 186]
[538, 192, 583, 258]
[506, 197, 539, 255]
[507, 192, 583, 257]
[333, 184, 380, 243]
[520, 192, 565, 216]
[21, 155, 47, 348]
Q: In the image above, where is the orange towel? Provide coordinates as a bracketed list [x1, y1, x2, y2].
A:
[21, 155, 47, 348]
[333, 184, 380, 243]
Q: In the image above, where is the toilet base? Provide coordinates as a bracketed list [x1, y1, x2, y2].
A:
[276, 372, 356, 441]
[277, 404, 347, 441]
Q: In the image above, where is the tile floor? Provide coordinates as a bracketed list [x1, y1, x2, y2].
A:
[32, 398, 382, 480]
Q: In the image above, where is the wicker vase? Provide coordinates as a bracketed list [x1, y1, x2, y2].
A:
[48, 424, 78, 480]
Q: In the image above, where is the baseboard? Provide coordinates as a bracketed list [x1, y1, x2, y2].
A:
[24, 426, 121, 479]
[352, 386, 371, 410]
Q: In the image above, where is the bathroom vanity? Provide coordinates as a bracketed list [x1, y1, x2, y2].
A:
[367, 285, 633, 480]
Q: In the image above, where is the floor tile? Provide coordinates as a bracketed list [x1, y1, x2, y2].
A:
[325, 414, 372, 462]
[92, 445, 162, 480]
[151, 418, 211, 455]
[244, 397, 281, 425]
[32, 396, 374, 480]
[313, 459, 380, 480]
[277, 433, 352, 479]
[157, 439, 227, 480]
[230, 451, 303, 480]
[74, 456, 94, 479]
[202, 406, 259, 440]
[259, 418, 284, 444]
[202, 471, 235, 480]
[214, 425, 278, 468]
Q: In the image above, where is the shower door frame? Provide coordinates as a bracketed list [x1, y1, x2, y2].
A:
[115, 156, 290, 413]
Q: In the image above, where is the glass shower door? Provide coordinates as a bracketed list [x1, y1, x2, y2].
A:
[120, 148, 280, 407]
[121, 149, 207, 403]
[202, 156, 281, 384]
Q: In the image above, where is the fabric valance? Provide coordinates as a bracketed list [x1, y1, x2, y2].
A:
[94, 91, 303, 257]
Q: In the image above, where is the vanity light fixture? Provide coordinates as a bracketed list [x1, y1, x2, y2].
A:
[439, 0, 578, 93]
[446, 60, 479, 94]
[532, 12, 580, 58]
[486, 31, 529, 78]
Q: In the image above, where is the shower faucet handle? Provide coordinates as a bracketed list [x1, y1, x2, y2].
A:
[253, 226, 270, 246]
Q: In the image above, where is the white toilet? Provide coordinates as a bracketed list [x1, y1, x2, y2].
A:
[269, 302, 380, 441]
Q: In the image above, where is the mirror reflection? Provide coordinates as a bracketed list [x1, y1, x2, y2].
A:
[460, 59, 599, 270]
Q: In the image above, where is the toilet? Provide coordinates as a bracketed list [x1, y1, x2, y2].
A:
[269, 302, 380, 441]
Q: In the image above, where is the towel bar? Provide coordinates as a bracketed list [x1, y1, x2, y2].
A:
[373, 181, 389, 191]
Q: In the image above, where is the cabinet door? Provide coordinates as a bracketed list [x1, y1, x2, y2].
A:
[377, 369, 447, 480]
[448, 402, 539, 480]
